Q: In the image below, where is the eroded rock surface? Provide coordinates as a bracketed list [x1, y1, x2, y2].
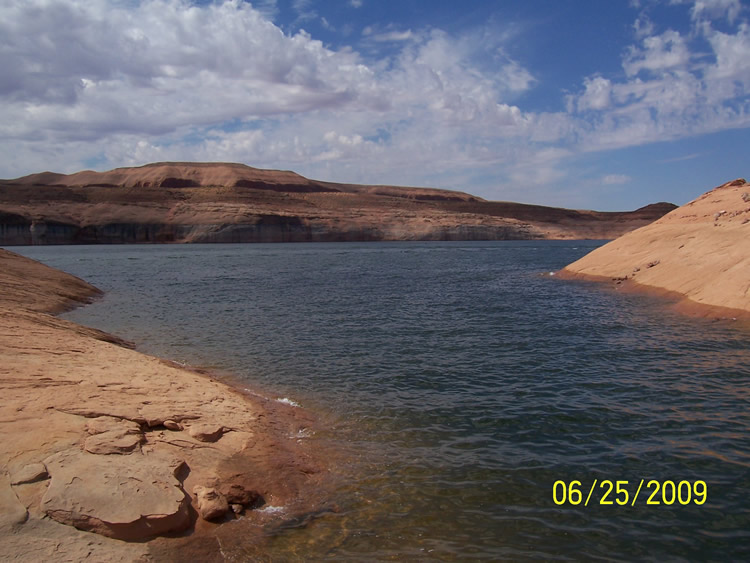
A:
[188, 423, 225, 442]
[84, 416, 144, 455]
[0, 248, 331, 560]
[10, 463, 48, 486]
[0, 473, 28, 532]
[41, 449, 190, 540]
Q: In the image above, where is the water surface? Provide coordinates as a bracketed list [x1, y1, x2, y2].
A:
[14, 241, 750, 561]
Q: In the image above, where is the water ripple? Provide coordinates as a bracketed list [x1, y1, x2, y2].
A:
[15, 241, 750, 561]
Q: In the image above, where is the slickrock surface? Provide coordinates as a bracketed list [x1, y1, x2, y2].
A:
[562, 179, 750, 318]
[0, 162, 675, 244]
[0, 248, 330, 560]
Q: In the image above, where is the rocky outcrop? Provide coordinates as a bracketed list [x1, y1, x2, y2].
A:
[84, 417, 144, 455]
[0, 248, 332, 559]
[188, 423, 226, 443]
[0, 162, 675, 244]
[41, 449, 191, 540]
[561, 179, 750, 317]
[10, 464, 48, 486]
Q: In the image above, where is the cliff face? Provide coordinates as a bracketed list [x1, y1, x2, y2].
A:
[0, 162, 675, 244]
[562, 179, 750, 316]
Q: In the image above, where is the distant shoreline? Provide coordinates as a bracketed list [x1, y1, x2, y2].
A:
[0, 161, 676, 245]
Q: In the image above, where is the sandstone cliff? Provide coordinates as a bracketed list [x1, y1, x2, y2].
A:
[562, 179, 750, 317]
[0, 248, 331, 560]
[0, 162, 675, 244]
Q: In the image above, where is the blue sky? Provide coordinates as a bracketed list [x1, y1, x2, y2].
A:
[1, 0, 749, 210]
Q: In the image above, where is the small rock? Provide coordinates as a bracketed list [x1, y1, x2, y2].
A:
[742, 192, 750, 203]
[83, 418, 144, 455]
[231, 503, 244, 514]
[163, 420, 182, 431]
[10, 463, 48, 485]
[188, 423, 225, 443]
[218, 482, 263, 507]
[84, 430, 143, 455]
[138, 405, 196, 428]
[646, 260, 660, 268]
[86, 416, 140, 436]
[84, 416, 144, 455]
[193, 486, 229, 521]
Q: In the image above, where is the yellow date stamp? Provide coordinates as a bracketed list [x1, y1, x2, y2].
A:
[553, 479, 707, 506]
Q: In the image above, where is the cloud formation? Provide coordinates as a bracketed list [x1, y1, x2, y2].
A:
[0, 0, 748, 207]
[568, 3, 750, 155]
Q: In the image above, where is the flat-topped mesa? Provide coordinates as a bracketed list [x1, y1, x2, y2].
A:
[5, 162, 483, 200]
[0, 161, 676, 244]
[562, 178, 750, 317]
[9, 162, 336, 192]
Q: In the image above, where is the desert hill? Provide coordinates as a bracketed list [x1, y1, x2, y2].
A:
[562, 178, 750, 317]
[0, 162, 675, 244]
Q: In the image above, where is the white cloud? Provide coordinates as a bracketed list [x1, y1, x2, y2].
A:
[568, 13, 750, 154]
[659, 152, 703, 163]
[672, 0, 744, 23]
[497, 56, 536, 93]
[601, 174, 632, 185]
[0, 0, 540, 185]
[349, 0, 363, 7]
[623, 30, 691, 77]
[576, 76, 612, 111]
[251, 0, 279, 19]
[0, 0, 373, 143]
[0, 0, 748, 207]
[368, 29, 414, 42]
[705, 22, 750, 83]
[292, 0, 316, 21]
[633, 16, 655, 38]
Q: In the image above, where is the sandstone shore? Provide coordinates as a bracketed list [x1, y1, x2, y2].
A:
[561, 179, 750, 319]
[0, 248, 330, 561]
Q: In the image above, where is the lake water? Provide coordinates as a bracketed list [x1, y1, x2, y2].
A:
[13, 241, 750, 561]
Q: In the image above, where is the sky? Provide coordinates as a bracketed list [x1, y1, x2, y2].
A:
[1, 0, 749, 210]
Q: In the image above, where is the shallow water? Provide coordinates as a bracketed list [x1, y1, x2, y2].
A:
[14, 241, 750, 561]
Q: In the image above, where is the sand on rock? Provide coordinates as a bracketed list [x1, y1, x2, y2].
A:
[562, 178, 750, 318]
